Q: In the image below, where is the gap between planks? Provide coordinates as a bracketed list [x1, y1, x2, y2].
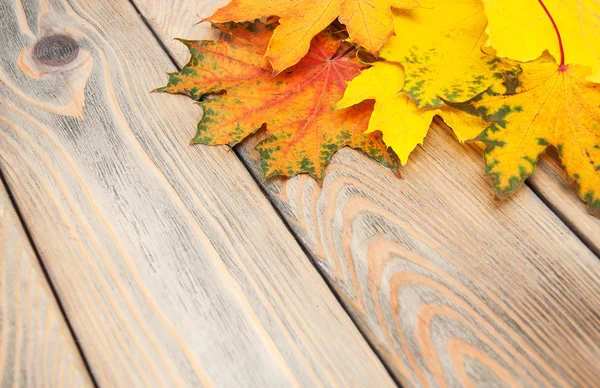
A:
[0, 169, 96, 388]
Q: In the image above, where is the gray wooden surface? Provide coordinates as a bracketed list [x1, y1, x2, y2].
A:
[0, 0, 394, 386]
[0, 181, 94, 387]
[135, 0, 600, 386]
[1, 0, 600, 386]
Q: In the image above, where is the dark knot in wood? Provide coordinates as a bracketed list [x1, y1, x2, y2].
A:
[33, 35, 79, 67]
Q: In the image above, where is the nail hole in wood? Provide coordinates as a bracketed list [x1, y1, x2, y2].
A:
[33, 35, 79, 67]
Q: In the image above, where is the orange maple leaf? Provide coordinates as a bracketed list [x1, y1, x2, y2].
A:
[156, 22, 399, 180]
[207, 0, 422, 72]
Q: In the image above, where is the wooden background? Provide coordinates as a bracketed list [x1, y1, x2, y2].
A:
[1, 0, 600, 386]
[0, 0, 393, 386]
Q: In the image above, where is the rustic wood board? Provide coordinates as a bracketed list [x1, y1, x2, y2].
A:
[0, 180, 94, 387]
[136, 1, 600, 386]
[0, 0, 395, 386]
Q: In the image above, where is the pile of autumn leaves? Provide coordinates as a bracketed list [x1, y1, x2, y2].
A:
[157, 0, 600, 216]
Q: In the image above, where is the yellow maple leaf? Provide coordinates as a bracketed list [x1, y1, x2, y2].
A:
[379, 0, 519, 108]
[336, 61, 488, 164]
[208, 0, 421, 73]
[482, 0, 600, 83]
[454, 54, 600, 216]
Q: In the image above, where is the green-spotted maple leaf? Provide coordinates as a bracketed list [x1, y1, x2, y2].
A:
[482, 0, 600, 83]
[335, 61, 489, 164]
[379, 0, 519, 108]
[450, 53, 600, 216]
[156, 22, 399, 180]
[446, 0, 600, 216]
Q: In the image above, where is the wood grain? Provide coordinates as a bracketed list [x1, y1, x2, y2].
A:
[0, 181, 94, 387]
[136, 1, 600, 386]
[0, 0, 395, 386]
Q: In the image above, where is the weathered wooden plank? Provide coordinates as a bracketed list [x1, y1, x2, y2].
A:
[136, 1, 600, 386]
[0, 180, 94, 387]
[0, 0, 395, 386]
[530, 147, 600, 254]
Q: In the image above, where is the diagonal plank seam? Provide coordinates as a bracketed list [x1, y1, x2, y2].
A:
[233, 145, 403, 387]
[234, 147, 403, 387]
[0, 168, 101, 388]
[525, 176, 600, 259]
[453, 133, 600, 260]
[127, 1, 403, 385]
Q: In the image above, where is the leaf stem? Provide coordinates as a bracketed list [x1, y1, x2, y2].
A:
[333, 45, 355, 60]
[537, 0, 566, 69]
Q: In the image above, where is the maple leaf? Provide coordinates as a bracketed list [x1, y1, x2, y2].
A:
[156, 22, 399, 180]
[336, 61, 489, 164]
[450, 53, 600, 216]
[379, 0, 519, 108]
[482, 0, 600, 83]
[207, 0, 422, 73]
